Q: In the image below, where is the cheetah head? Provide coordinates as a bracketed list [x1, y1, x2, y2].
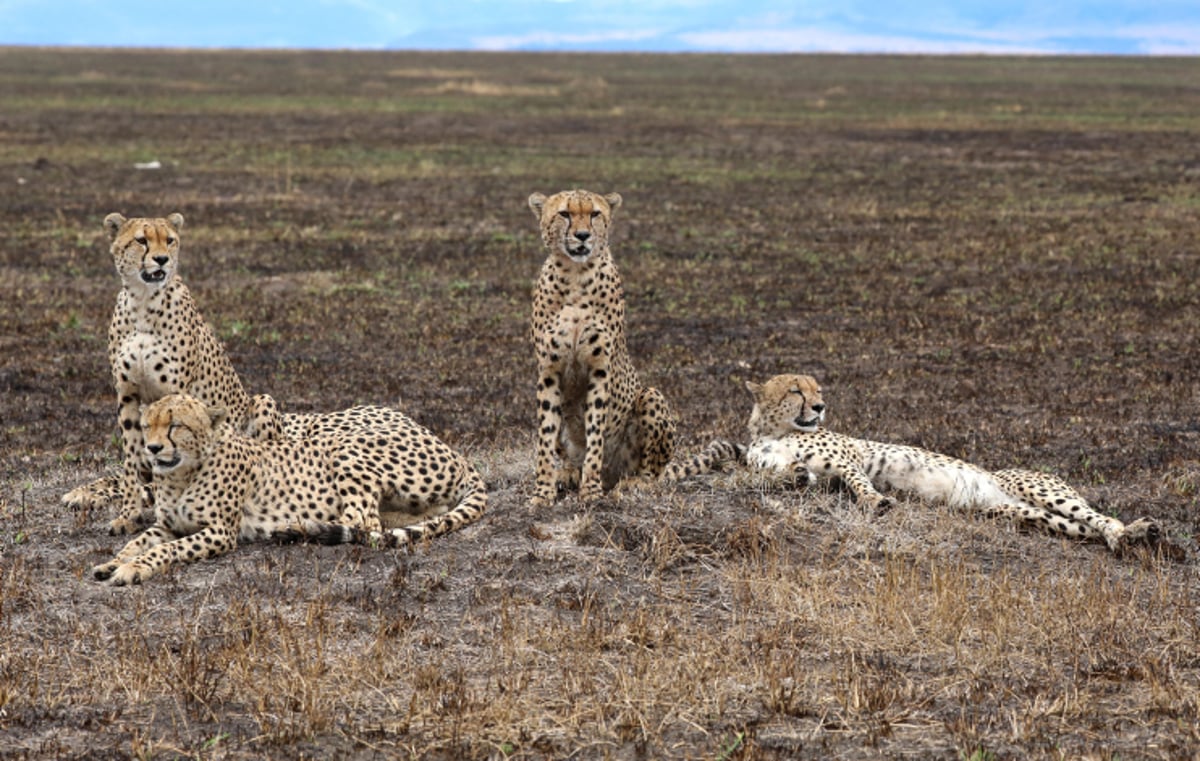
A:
[104, 212, 184, 291]
[528, 189, 621, 264]
[140, 394, 228, 477]
[745, 374, 826, 440]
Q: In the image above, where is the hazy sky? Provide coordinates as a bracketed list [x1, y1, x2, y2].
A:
[2, 0, 1198, 54]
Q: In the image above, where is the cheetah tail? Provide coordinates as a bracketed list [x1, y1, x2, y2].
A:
[661, 439, 747, 481]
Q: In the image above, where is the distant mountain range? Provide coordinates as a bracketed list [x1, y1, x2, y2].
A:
[2, 2, 1197, 55]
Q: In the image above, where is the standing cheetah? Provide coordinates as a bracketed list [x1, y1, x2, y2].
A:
[527, 189, 676, 506]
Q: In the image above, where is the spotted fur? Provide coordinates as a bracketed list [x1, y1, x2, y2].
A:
[62, 213, 255, 535]
[661, 439, 747, 481]
[673, 374, 1160, 554]
[527, 189, 676, 505]
[92, 394, 487, 585]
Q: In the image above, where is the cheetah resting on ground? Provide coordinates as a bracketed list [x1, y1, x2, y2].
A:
[92, 393, 487, 585]
[672, 373, 1160, 554]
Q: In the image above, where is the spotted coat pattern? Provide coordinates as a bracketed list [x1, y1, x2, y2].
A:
[61, 213, 255, 535]
[527, 189, 676, 505]
[92, 394, 487, 585]
[679, 374, 1160, 554]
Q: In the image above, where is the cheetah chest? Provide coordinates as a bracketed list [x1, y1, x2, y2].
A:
[542, 304, 608, 361]
[114, 330, 177, 398]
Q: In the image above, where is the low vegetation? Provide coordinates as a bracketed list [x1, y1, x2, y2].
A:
[1, 49, 1198, 759]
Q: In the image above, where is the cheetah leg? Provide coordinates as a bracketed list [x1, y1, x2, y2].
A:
[93, 525, 239, 586]
[632, 386, 676, 479]
[105, 370, 159, 535]
[831, 464, 894, 514]
[532, 371, 565, 507]
[111, 411, 154, 536]
[977, 501, 1102, 541]
[578, 366, 611, 503]
[993, 469, 1160, 552]
[92, 525, 177, 579]
[334, 490, 383, 534]
[295, 473, 488, 549]
[387, 473, 488, 546]
[62, 475, 122, 512]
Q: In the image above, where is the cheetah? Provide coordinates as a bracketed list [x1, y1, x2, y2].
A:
[679, 373, 1161, 554]
[92, 393, 487, 586]
[62, 213, 256, 535]
[527, 189, 676, 506]
[61, 214, 378, 535]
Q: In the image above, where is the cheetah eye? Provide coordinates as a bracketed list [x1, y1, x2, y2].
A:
[590, 210, 602, 219]
[135, 235, 147, 246]
[557, 211, 571, 219]
[166, 236, 176, 245]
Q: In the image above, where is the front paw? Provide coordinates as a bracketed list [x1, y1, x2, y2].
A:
[106, 562, 152, 586]
[63, 482, 109, 511]
[554, 466, 580, 492]
[108, 516, 143, 536]
[92, 561, 120, 581]
[860, 493, 895, 516]
[578, 482, 603, 503]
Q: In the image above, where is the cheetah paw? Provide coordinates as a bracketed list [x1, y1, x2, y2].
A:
[108, 516, 144, 536]
[106, 562, 152, 586]
[1118, 518, 1161, 551]
[861, 494, 895, 517]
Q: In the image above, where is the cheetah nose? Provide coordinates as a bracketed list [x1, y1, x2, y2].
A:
[574, 231, 591, 242]
[152, 255, 169, 266]
[146, 444, 163, 455]
[811, 404, 826, 414]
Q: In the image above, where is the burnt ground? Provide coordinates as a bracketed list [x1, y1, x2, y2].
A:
[1, 49, 1200, 759]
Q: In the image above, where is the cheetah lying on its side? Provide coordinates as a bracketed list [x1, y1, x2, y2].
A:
[92, 394, 487, 585]
[671, 373, 1161, 554]
[527, 189, 677, 506]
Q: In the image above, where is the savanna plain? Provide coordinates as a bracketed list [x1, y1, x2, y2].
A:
[1, 49, 1199, 760]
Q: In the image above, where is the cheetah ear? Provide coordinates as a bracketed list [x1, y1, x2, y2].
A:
[528, 193, 547, 219]
[603, 193, 622, 212]
[206, 405, 228, 429]
[103, 213, 126, 239]
[167, 212, 184, 230]
[744, 380, 763, 399]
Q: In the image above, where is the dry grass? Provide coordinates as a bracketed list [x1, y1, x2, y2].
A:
[1, 49, 1199, 759]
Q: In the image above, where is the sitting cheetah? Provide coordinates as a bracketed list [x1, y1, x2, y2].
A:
[62, 212, 256, 534]
[92, 394, 487, 586]
[678, 373, 1160, 554]
[62, 213, 384, 535]
[527, 189, 677, 506]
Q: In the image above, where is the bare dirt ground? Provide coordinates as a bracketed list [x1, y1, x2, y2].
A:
[1, 49, 1199, 759]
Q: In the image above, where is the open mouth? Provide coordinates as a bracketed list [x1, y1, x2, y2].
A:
[140, 269, 167, 284]
[565, 243, 592, 260]
[794, 416, 821, 431]
[153, 456, 181, 470]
